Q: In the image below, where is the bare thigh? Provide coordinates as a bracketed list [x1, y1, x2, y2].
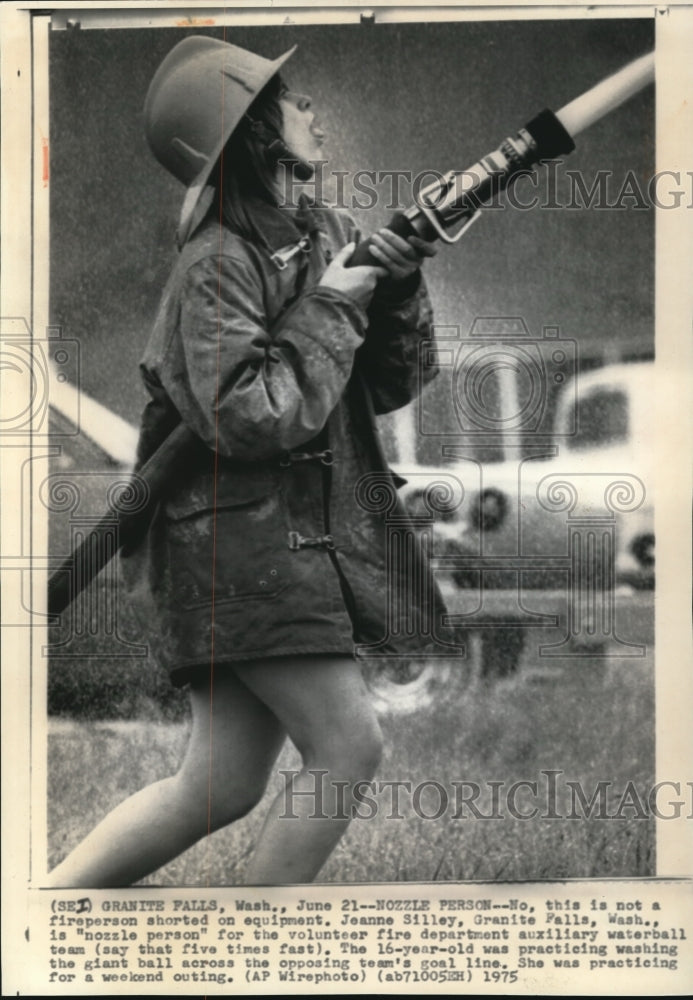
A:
[230, 655, 382, 775]
[178, 667, 287, 824]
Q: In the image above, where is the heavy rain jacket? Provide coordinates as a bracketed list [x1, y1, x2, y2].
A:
[121, 197, 451, 685]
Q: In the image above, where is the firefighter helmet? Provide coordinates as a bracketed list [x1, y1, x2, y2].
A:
[144, 35, 296, 242]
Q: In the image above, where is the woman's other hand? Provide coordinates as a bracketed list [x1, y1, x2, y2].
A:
[318, 243, 388, 310]
[367, 230, 437, 281]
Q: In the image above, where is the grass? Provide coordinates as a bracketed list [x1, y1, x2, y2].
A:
[47, 649, 655, 885]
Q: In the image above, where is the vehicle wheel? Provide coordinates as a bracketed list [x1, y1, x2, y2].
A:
[362, 655, 470, 715]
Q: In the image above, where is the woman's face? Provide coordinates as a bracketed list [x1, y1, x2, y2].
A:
[279, 90, 325, 166]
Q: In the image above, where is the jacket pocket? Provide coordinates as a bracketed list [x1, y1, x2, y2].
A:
[163, 468, 277, 521]
[162, 470, 291, 609]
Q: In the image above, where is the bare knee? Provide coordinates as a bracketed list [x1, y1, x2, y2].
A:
[303, 716, 384, 782]
[207, 783, 267, 832]
[352, 718, 384, 778]
[171, 769, 269, 835]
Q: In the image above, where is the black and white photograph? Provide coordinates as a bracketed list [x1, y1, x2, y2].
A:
[1, 1, 692, 995]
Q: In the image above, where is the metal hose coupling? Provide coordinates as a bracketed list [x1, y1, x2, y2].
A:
[411, 109, 576, 243]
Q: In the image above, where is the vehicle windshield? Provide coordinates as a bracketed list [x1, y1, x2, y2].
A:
[568, 387, 629, 450]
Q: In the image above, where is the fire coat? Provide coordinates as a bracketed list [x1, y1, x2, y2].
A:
[121, 197, 452, 685]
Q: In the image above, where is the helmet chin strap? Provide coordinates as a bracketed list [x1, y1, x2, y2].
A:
[246, 116, 315, 181]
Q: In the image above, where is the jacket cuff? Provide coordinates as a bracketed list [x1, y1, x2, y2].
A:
[372, 268, 422, 305]
[305, 285, 369, 333]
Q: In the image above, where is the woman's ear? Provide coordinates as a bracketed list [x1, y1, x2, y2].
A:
[246, 116, 314, 181]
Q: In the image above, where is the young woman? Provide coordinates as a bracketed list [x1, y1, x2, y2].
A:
[47, 34, 442, 887]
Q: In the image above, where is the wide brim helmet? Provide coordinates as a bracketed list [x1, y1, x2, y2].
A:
[144, 35, 297, 243]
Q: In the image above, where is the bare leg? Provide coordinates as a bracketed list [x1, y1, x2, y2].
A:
[232, 655, 383, 885]
[46, 669, 285, 887]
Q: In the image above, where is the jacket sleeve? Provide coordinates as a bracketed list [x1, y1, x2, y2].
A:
[161, 252, 368, 460]
[357, 270, 438, 415]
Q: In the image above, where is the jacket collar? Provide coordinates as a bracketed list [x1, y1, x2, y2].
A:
[182, 193, 327, 263]
[251, 194, 324, 252]
[239, 193, 326, 254]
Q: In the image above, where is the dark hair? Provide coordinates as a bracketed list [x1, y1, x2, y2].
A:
[212, 74, 286, 246]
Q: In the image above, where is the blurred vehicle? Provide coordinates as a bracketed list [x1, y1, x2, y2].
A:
[385, 360, 655, 695]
